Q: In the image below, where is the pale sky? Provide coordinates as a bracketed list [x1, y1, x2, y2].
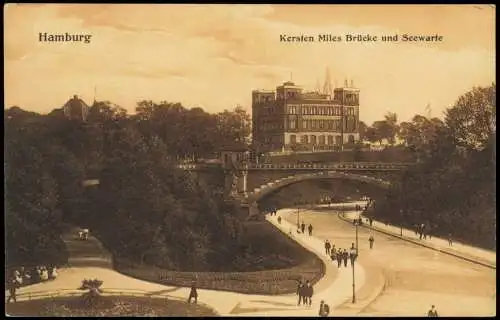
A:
[4, 4, 496, 124]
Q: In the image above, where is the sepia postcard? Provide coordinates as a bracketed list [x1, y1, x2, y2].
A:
[4, 3, 496, 317]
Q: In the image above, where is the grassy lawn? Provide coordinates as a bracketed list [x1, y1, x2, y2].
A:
[5, 296, 218, 317]
[114, 221, 325, 295]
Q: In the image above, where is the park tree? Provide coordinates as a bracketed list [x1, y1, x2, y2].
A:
[373, 84, 496, 249]
[445, 84, 496, 152]
[364, 126, 379, 144]
[87, 101, 128, 123]
[358, 121, 368, 141]
[216, 106, 252, 147]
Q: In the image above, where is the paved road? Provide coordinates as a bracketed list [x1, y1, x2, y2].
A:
[6, 217, 366, 317]
[344, 211, 496, 267]
[283, 209, 496, 317]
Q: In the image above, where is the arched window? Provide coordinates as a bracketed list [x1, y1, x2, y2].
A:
[319, 135, 325, 145]
[301, 135, 309, 144]
[290, 135, 297, 144]
[328, 135, 334, 145]
[335, 136, 342, 145]
[311, 135, 317, 145]
[348, 134, 355, 144]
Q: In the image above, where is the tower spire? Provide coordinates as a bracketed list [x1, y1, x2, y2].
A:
[323, 67, 332, 95]
[425, 103, 432, 118]
[350, 79, 354, 88]
[315, 78, 321, 93]
[344, 78, 348, 87]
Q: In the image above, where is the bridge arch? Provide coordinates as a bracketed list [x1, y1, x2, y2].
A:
[246, 170, 391, 203]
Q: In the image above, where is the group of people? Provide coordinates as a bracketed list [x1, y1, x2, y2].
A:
[296, 280, 314, 307]
[297, 221, 313, 236]
[78, 228, 90, 241]
[414, 223, 453, 246]
[325, 241, 360, 268]
[6, 265, 59, 303]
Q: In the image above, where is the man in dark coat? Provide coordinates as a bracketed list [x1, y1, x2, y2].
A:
[324, 240, 331, 255]
[303, 280, 313, 306]
[301, 222, 306, 234]
[369, 235, 375, 249]
[336, 249, 343, 268]
[319, 300, 330, 317]
[308, 224, 313, 236]
[343, 249, 349, 267]
[188, 281, 198, 304]
[7, 277, 18, 303]
[297, 280, 305, 306]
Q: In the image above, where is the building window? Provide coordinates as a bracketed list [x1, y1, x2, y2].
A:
[301, 135, 308, 144]
[319, 135, 325, 145]
[311, 120, 317, 129]
[310, 135, 317, 145]
[328, 135, 334, 145]
[289, 119, 296, 129]
[290, 135, 297, 144]
[348, 134, 355, 144]
[335, 136, 342, 145]
[319, 120, 325, 129]
[302, 120, 308, 129]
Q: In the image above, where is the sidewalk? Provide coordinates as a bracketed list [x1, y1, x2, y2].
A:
[7, 215, 368, 317]
[341, 211, 496, 269]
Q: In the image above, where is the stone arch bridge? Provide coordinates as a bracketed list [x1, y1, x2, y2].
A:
[179, 161, 412, 217]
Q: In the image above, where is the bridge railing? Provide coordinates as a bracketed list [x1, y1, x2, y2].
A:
[247, 162, 410, 170]
[177, 162, 413, 171]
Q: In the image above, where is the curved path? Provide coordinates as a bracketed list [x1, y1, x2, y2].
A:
[7, 217, 367, 317]
[283, 208, 496, 317]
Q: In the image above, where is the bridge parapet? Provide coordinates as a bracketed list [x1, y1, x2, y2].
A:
[177, 162, 413, 171]
[248, 162, 411, 170]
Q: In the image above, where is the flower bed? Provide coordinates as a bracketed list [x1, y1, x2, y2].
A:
[5, 296, 218, 317]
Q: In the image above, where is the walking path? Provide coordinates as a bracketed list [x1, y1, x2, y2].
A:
[341, 211, 496, 269]
[6, 215, 368, 317]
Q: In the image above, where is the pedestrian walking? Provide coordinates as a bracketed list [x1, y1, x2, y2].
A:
[448, 233, 453, 246]
[278, 216, 282, 224]
[304, 280, 313, 307]
[324, 240, 331, 255]
[308, 224, 313, 236]
[188, 281, 198, 304]
[349, 249, 357, 267]
[319, 300, 330, 317]
[369, 218, 373, 226]
[330, 251, 336, 263]
[369, 235, 375, 249]
[336, 249, 342, 268]
[7, 277, 18, 303]
[343, 249, 349, 267]
[301, 222, 306, 234]
[427, 305, 439, 317]
[297, 280, 305, 306]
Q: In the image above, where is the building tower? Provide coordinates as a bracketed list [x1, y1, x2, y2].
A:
[333, 80, 360, 150]
[63, 94, 89, 122]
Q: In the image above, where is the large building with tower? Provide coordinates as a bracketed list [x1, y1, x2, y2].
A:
[252, 77, 360, 153]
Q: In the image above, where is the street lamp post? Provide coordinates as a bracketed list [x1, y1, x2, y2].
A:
[351, 220, 359, 304]
[355, 219, 359, 255]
